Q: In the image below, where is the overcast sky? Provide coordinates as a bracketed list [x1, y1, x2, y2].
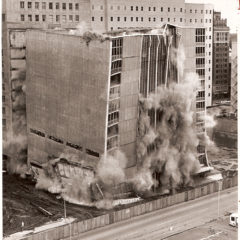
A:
[186, 0, 240, 32]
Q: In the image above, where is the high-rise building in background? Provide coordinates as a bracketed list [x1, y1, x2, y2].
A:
[2, 0, 214, 170]
[230, 33, 238, 114]
[212, 11, 230, 104]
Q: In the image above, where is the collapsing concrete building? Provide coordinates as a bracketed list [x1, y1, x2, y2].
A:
[26, 25, 211, 202]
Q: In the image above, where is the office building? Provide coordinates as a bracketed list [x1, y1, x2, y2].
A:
[212, 11, 230, 104]
[230, 33, 238, 114]
[25, 25, 211, 179]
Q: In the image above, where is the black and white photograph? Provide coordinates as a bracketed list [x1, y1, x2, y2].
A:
[1, 0, 239, 239]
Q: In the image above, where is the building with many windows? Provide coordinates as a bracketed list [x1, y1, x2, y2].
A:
[230, 33, 238, 114]
[25, 25, 211, 178]
[2, 0, 214, 161]
[212, 11, 230, 104]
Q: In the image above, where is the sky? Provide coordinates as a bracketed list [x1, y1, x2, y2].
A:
[186, 0, 240, 32]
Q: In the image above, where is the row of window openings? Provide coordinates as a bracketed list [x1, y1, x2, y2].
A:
[21, 14, 80, 22]
[107, 135, 118, 150]
[216, 43, 228, 47]
[215, 48, 229, 52]
[215, 80, 229, 84]
[215, 53, 228, 58]
[108, 111, 119, 126]
[216, 69, 228, 73]
[29, 128, 99, 157]
[196, 101, 205, 109]
[111, 60, 122, 75]
[104, 5, 212, 14]
[20, 2, 79, 11]
[216, 37, 228, 41]
[98, 16, 211, 24]
[215, 75, 228, 80]
[216, 62, 228, 68]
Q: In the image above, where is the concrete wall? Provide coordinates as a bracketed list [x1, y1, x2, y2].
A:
[26, 30, 111, 166]
[21, 175, 237, 240]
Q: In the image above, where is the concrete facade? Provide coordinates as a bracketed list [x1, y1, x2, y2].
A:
[2, 0, 215, 145]
[212, 11, 230, 104]
[26, 30, 111, 167]
[26, 27, 182, 172]
[26, 25, 210, 178]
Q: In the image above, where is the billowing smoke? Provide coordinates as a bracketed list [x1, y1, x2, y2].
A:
[34, 150, 127, 209]
[97, 150, 127, 186]
[134, 74, 201, 192]
[69, 22, 108, 45]
[3, 68, 28, 177]
[3, 133, 27, 178]
[35, 158, 62, 193]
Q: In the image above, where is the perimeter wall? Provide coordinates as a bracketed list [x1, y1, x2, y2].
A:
[20, 175, 237, 240]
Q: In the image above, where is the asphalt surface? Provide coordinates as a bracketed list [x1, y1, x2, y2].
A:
[77, 187, 238, 240]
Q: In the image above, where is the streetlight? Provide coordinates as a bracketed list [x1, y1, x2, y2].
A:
[64, 198, 67, 219]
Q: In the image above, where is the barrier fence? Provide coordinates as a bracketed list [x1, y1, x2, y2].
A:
[21, 175, 237, 240]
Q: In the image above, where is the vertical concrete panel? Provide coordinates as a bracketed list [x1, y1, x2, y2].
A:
[152, 200, 157, 211]
[162, 198, 166, 208]
[145, 202, 149, 212]
[207, 184, 211, 194]
[141, 203, 146, 214]
[203, 186, 208, 196]
[91, 217, 96, 229]
[119, 211, 123, 221]
[160, 198, 163, 208]
[113, 211, 117, 223]
[214, 182, 218, 192]
[123, 208, 130, 219]
[77, 221, 85, 233]
[149, 202, 153, 212]
[64, 225, 70, 238]
[99, 215, 105, 227]
[210, 183, 214, 193]
[72, 222, 78, 236]
[45, 229, 55, 240]
[130, 206, 135, 218]
[138, 205, 142, 215]
[105, 214, 110, 225]
[133, 205, 138, 216]
[109, 212, 114, 224]
[188, 190, 192, 200]
[185, 191, 188, 201]
[233, 176, 238, 186]
[121, 209, 126, 220]
[97, 216, 102, 228]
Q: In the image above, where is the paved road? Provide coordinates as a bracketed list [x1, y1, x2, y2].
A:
[77, 187, 237, 240]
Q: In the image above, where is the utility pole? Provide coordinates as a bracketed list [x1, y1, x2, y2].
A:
[64, 199, 66, 219]
[217, 180, 221, 218]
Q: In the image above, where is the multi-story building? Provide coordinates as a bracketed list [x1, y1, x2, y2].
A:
[212, 11, 230, 104]
[2, 0, 214, 160]
[230, 33, 238, 114]
[25, 25, 211, 179]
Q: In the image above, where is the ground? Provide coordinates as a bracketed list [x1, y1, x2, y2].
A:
[2, 173, 108, 237]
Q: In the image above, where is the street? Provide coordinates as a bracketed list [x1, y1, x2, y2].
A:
[77, 187, 237, 240]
